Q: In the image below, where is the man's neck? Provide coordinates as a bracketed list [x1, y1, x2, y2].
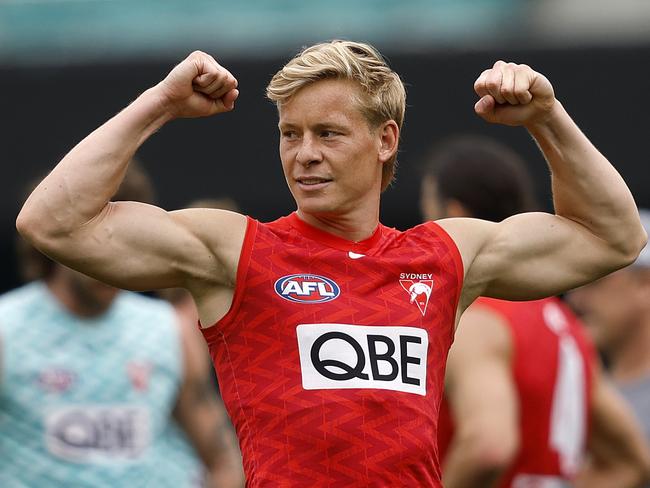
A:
[45, 277, 111, 319]
[296, 206, 380, 243]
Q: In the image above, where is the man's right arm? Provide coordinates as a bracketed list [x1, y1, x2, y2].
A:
[16, 52, 242, 295]
[575, 368, 650, 488]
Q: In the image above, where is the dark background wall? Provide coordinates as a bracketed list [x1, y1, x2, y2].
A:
[2, 45, 649, 293]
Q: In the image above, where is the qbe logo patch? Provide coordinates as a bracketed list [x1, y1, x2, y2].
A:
[296, 323, 428, 396]
[45, 405, 150, 462]
[275, 274, 340, 303]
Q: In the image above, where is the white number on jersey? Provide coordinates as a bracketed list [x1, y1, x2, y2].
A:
[543, 302, 586, 476]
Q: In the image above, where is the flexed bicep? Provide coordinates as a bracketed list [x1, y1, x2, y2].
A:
[42, 203, 246, 292]
[440, 213, 626, 304]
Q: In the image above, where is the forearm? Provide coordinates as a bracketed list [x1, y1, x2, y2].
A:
[175, 369, 244, 488]
[17, 87, 171, 238]
[192, 405, 244, 488]
[527, 102, 646, 258]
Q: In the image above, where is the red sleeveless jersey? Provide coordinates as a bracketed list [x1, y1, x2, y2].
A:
[438, 297, 597, 487]
[202, 213, 463, 487]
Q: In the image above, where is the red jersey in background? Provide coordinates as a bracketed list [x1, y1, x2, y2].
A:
[438, 297, 597, 487]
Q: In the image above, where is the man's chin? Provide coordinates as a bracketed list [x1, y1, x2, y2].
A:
[295, 197, 340, 216]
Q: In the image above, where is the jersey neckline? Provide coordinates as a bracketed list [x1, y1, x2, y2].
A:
[286, 212, 384, 253]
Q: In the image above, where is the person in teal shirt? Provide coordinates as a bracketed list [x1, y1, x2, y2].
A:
[0, 164, 243, 488]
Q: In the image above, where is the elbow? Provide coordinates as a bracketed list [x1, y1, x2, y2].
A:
[16, 206, 39, 244]
[625, 210, 649, 264]
[457, 426, 519, 478]
[618, 225, 648, 268]
[471, 440, 518, 477]
[603, 222, 648, 271]
[16, 203, 68, 253]
[636, 226, 649, 260]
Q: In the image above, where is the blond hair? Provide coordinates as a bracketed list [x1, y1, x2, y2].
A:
[266, 40, 406, 191]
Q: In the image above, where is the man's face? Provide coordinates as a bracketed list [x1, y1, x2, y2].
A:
[278, 79, 386, 217]
[567, 269, 647, 352]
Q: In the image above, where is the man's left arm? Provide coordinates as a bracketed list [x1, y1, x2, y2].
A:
[173, 317, 244, 488]
[439, 62, 647, 305]
[442, 305, 519, 488]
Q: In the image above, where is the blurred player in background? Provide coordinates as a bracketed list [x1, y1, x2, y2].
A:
[422, 135, 650, 488]
[0, 164, 243, 488]
[15, 41, 647, 486]
[569, 210, 650, 459]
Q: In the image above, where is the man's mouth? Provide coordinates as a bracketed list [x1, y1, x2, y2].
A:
[295, 177, 332, 189]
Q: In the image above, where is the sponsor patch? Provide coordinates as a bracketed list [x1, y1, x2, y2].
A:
[274, 274, 340, 303]
[45, 405, 150, 462]
[296, 323, 428, 395]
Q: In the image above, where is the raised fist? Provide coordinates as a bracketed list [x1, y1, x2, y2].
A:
[155, 51, 239, 119]
[474, 61, 556, 128]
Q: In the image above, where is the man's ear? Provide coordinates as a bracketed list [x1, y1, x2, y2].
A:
[377, 120, 399, 164]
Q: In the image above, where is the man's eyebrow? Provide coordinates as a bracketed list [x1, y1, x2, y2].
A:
[312, 122, 347, 131]
[278, 122, 297, 130]
[278, 121, 348, 131]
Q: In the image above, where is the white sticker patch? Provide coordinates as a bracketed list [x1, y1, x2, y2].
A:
[45, 405, 150, 463]
[296, 323, 428, 396]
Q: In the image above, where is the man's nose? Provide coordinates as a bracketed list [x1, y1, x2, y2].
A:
[296, 135, 322, 167]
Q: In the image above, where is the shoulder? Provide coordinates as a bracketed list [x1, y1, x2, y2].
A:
[392, 221, 466, 262]
[0, 283, 51, 349]
[435, 218, 497, 266]
[0, 282, 47, 317]
[240, 213, 320, 249]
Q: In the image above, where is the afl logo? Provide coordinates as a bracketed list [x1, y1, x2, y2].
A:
[274, 274, 340, 303]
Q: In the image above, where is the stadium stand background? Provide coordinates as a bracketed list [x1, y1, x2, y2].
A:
[1, 0, 649, 293]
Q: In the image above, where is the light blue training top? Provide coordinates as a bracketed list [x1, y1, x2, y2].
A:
[0, 281, 202, 488]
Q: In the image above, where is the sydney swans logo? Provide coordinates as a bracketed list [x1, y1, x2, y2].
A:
[399, 273, 434, 316]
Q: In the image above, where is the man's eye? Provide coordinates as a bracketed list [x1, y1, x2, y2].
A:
[321, 131, 337, 138]
[282, 131, 297, 139]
